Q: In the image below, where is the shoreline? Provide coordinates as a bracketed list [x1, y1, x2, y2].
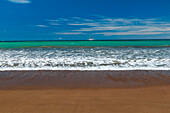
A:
[0, 45, 170, 49]
[0, 70, 170, 89]
[1, 68, 170, 71]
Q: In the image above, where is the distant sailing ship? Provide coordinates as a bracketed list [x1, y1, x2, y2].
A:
[88, 37, 94, 41]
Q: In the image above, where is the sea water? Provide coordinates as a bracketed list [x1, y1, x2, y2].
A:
[0, 40, 170, 48]
[0, 40, 170, 70]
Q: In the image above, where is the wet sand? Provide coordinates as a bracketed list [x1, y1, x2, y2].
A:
[0, 70, 170, 113]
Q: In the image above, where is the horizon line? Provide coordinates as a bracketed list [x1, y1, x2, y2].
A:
[0, 39, 170, 42]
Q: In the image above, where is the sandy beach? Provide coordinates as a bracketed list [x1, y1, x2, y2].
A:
[0, 70, 170, 113]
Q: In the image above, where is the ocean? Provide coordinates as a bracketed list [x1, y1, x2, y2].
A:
[0, 40, 170, 48]
[0, 40, 170, 70]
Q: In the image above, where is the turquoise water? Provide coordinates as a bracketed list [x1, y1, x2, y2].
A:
[0, 40, 170, 70]
[0, 40, 170, 48]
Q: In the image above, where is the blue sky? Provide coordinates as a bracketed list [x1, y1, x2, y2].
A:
[1, 0, 170, 41]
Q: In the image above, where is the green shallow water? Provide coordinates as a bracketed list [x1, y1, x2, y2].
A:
[0, 40, 170, 48]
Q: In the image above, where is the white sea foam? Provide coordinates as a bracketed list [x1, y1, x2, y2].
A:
[0, 47, 170, 70]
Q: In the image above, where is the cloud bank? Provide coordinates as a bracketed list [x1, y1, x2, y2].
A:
[40, 16, 170, 37]
[36, 25, 48, 27]
[8, 0, 31, 4]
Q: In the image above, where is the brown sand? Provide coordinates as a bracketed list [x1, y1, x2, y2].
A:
[0, 70, 170, 113]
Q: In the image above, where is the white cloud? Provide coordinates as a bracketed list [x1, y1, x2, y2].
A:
[69, 17, 170, 35]
[68, 22, 100, 27]
[68, 23, 87, 26]
[71, 17, 93, 22]
[140, 27, 170, 32]
[43, 16, 170, 36]
[55, 32, 85, 35]
[94, 32, 164, 36]
[36, 25, 48, 27]
[8, 0, 31, 3]
[73, 26, 142, 32]
[71, 17, 82, 20]
[50, 23, 60, 26]
[46, 19, 60, 22]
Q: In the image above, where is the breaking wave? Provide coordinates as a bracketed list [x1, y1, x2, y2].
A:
[0, 47, 170, 70]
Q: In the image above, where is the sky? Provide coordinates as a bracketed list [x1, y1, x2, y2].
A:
[1, 0, 170, 41]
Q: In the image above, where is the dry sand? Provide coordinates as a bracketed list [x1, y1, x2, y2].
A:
[0, 70, 170, 113]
